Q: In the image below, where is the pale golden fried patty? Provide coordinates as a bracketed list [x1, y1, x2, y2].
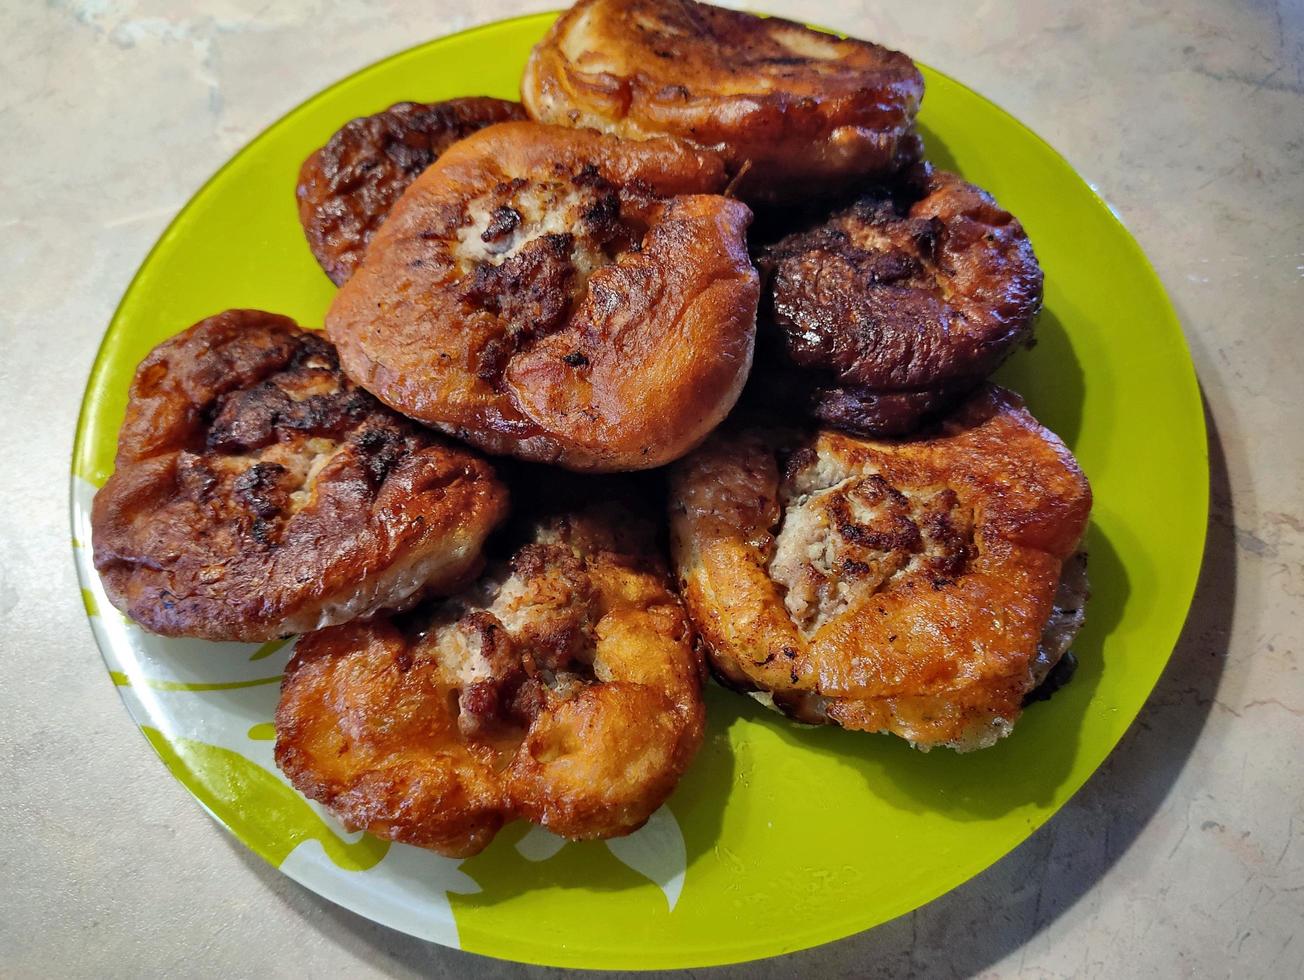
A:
[91, 311, 508, 641]
[275, 491, 706, 856]
[325, 121, 758, 472]
[523, 0, 924, 203]
[668, 385, 1092, 751]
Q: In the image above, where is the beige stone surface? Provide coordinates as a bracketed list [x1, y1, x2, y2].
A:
[1, 1, 1301, 976]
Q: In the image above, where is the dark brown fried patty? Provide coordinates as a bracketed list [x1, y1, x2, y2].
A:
[760, 166, 1042, 435]
[296, 97, 528, 285]
[91, 310, 508, 641]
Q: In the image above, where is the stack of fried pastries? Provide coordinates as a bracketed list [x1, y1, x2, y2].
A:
[92, 0, 1092, 857]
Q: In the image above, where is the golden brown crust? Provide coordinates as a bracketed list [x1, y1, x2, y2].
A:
[274, 492, 706, 856]
[668, 384, 1091, 750]
[296, 97, 529, 285]
[760, 167, 1043, 435]
[325, 121, 759, 471]
[91, 310, 509, 641]
[522, 0, 924, 203]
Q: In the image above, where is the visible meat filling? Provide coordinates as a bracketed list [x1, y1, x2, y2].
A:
[231, 462, 292, 544]
[296, 97, 528, 284]
[464, 234, 578, 381]
[274, 495, 705, 855]
[454, 166, 641, 385]
[480, 204, 523, 244]
[203, 341, 372, 453]
[420, 541, 601, 742]
[667, 385, 1093, 750]
[770, 453, 975, 633]
[323, 121, 756, 471]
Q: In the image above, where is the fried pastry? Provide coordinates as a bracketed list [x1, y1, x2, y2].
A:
[522, 0, 924, 203]
[297, 97, 527, 285]
[274, 488, 705, 856]
[325, 121, 759, 472]
[668, 385, 1091, 751]
[91, 310, 508, 641]
[759, 166, 1043, 435]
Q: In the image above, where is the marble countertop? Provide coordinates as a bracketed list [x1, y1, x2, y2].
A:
[2, 1, 1301, 976]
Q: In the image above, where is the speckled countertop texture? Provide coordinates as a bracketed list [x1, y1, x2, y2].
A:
[2, 1, 1301, 977]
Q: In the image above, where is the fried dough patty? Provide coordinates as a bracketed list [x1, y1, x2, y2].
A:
[523, 0, 924, 203]
[325, 121, 759, 472]
[668, 385, 1091, 751]
[297, 97, 527, 285]
[760, 167, 1043, 435]
[91, 310, 508, 641]
[275, 490, 705, 856]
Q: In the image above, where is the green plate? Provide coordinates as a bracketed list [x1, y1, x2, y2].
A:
[70, 11, 1208, 970]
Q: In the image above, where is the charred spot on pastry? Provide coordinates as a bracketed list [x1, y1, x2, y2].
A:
[481, 205, 523, 243]
[1024, 650, 1078, 705]
[232, 462, 290, 520]
[352, 424, 410, 486]
[90, 310, 508, 641]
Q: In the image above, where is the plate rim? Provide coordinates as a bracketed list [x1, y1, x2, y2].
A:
[68, 9, 1210, 970]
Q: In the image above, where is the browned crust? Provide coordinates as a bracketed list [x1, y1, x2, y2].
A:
[325, 121, 759, 472]
[522, 0, 924, 202]
[668, 384, 1092, 750]
[274, 495, 706, 856]
[296, 97, 528, 285]
[761, 167, 1044, 435]
[91, 310, 509, 641]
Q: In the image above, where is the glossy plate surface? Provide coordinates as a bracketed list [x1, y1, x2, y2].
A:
[70, 11, 1208, 970]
